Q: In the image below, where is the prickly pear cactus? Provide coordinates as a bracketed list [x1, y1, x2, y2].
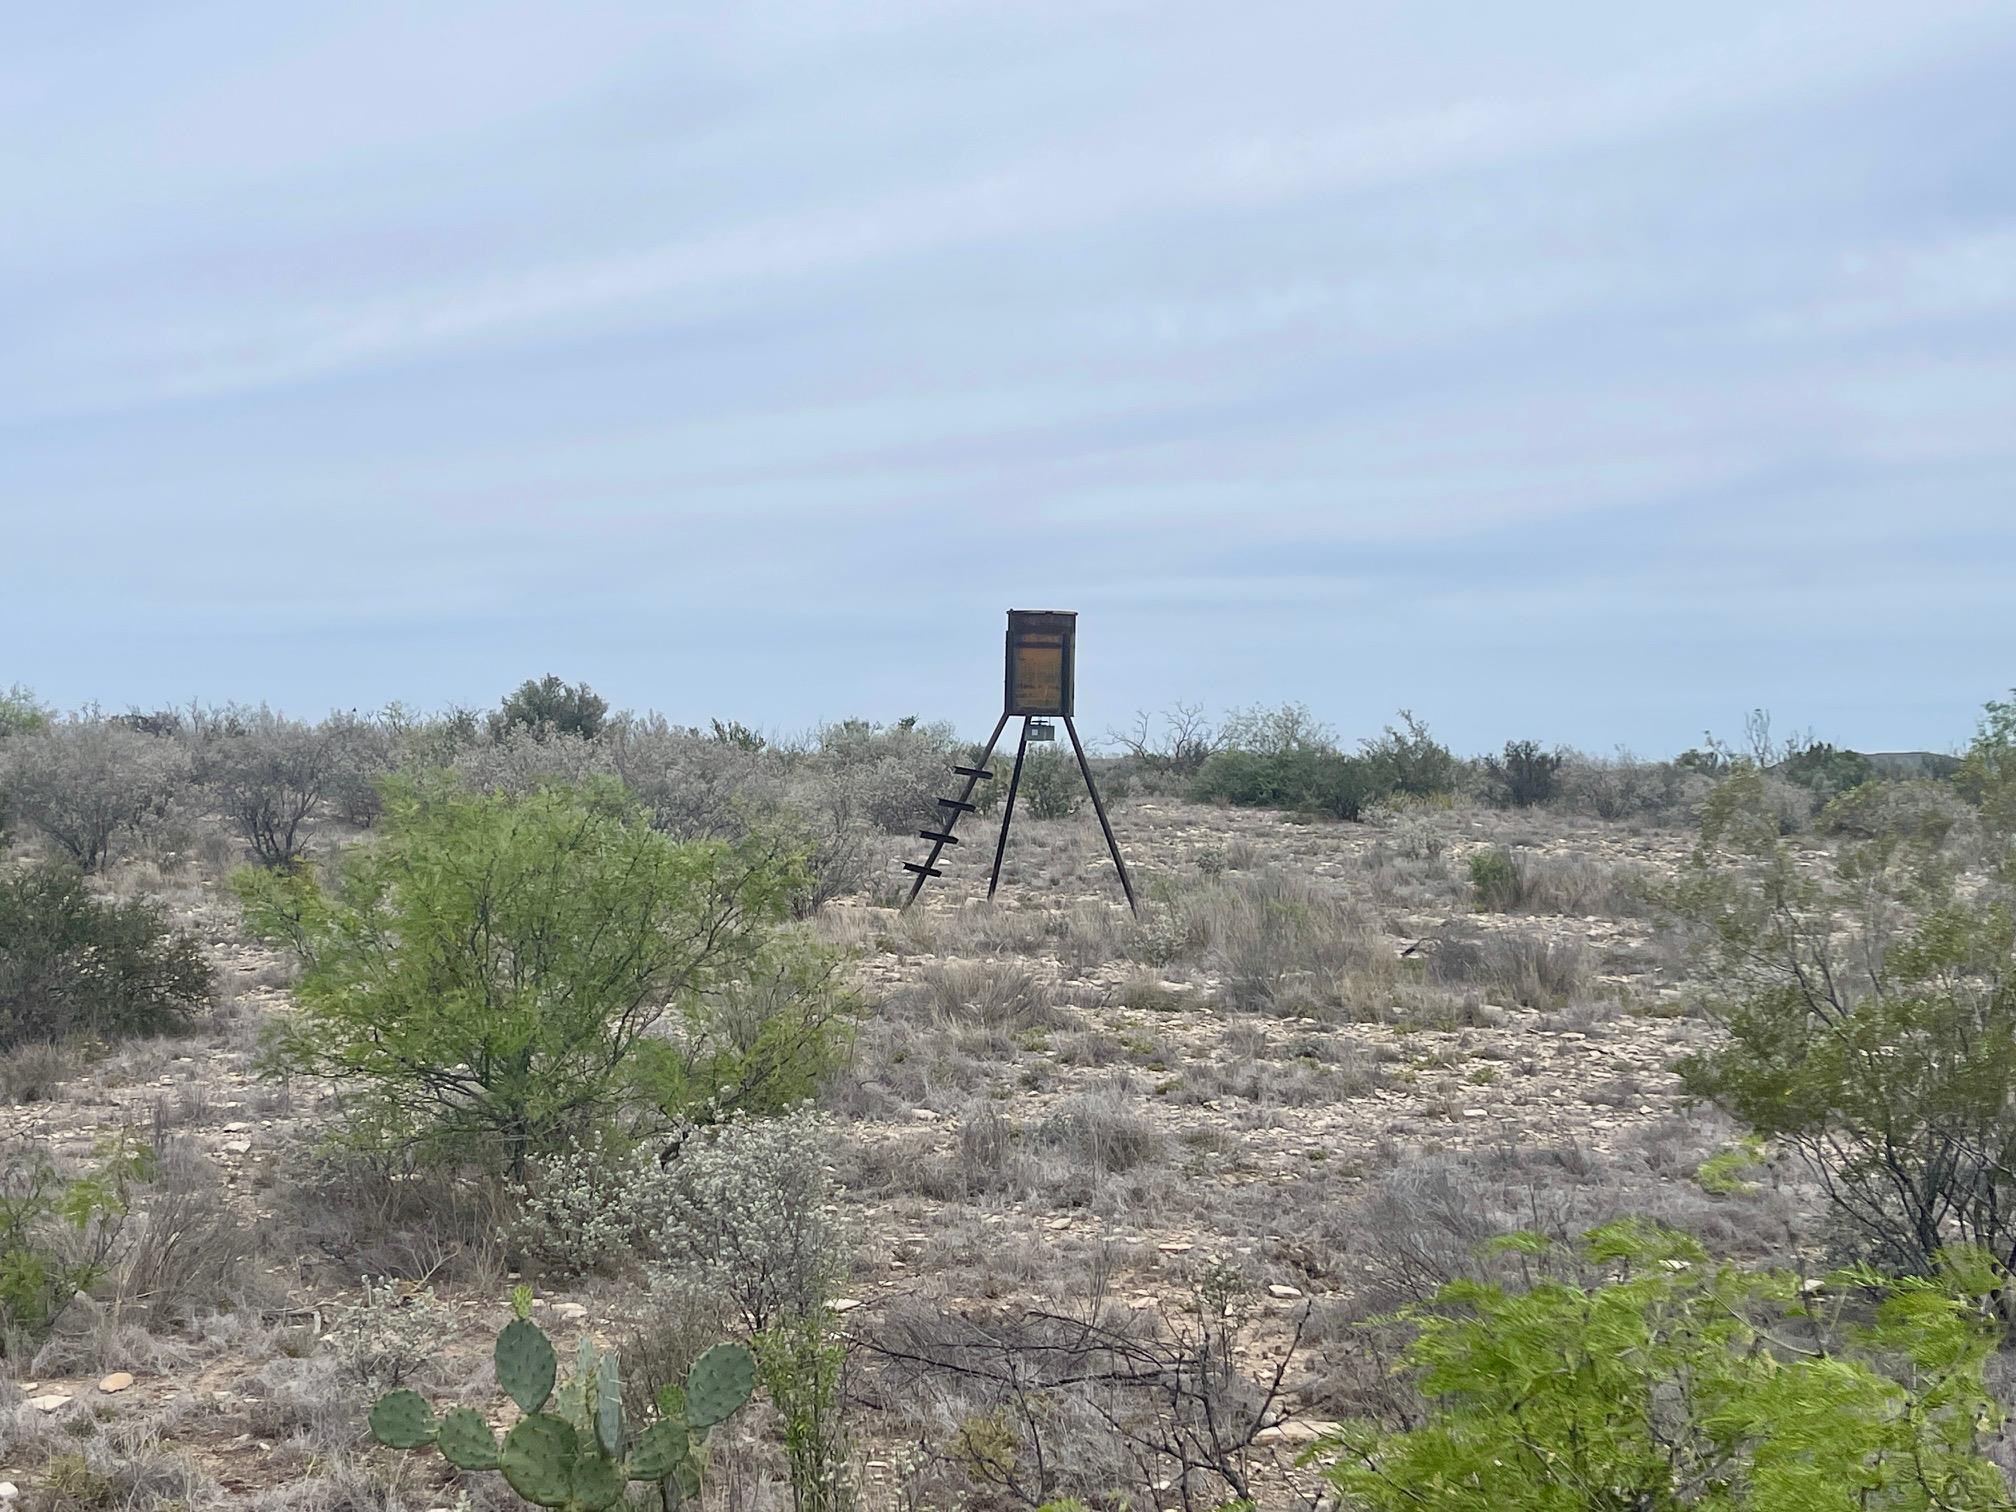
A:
[365, 1304, 756, 1510]
[497, 1316, 558, 1414]
[369, 1388, 438, 1449]
[686, 1342, 757, 1429]
[437, 1406, 501, 1471]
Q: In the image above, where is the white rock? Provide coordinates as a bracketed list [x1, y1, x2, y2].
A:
[0, 1481, 19, 1502]
[1268, 1284, 1304, 1299]
[551, 1302, 589, 1322]
[221, 1139, 253, 1156]
[29, 1393, 73, 1413]
[828, 1297, 864, 1313]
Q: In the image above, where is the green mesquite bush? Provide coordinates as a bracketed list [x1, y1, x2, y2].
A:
[1316, 1222, 2016, 1512]
[370, 1312, 755, 1510]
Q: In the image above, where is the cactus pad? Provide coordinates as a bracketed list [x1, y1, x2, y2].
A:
[501, 1413, 580, 1507]
[496, 1317, 557, 1415]
[436, 1406, 500, 1471]
[685, 1342, 757, 1428]
[571, 1450, 625, 1510]
[593, 1351, 624, 1456]
[624, 1418, 694, 1481]
[368, 1388, 438, 1449]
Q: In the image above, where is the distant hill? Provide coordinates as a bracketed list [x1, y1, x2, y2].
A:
[1862, 752, 1963, 780]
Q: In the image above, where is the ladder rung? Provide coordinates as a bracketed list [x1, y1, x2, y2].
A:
[937, 798, 977, 813]
[953, 765, 994, 779]
[902, 862, 943, 878]
[919, 830, 961, 846]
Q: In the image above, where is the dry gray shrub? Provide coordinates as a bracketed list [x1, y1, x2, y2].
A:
[117, 1140, 256, 1327]
[646, 1108, 850, 1334]
[318, 710, 398, 828]
[321, 1275, 456, 1389]
[1555, 750, 1710, 824]
[450, 725, 611, 795]
[519, 1108, 848, 1334]
[0, 714, 190, 871]
[804, 717, 962, 835]
[189, 704, 336, 866]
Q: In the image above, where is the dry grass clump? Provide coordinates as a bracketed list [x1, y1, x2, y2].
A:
[1468, 845, 1651, 917]
[1036, 1086, 1167, 1177]
[1428, 923, 1590, 1009]
[0, 1039, 71, 1104]
[906, 961, 1066, 1036]
[1150, 869, 1388, 1017]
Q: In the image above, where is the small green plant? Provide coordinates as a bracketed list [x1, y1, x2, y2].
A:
[370, 1313, 755, 1510]
[1467, 847, 1521, 910]
[758, 1308, 853, 1512]
[1, 1137, 154, 1356]
[1695, 1136, 1767, 1196]
[0, 683, 51, 737]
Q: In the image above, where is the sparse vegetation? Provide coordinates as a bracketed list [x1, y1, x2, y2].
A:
[3, 677, 2011, 1509]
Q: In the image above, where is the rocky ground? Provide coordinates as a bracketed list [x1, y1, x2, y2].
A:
[0, 796, 1811, 1511]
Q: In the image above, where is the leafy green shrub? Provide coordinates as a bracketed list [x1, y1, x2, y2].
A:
[368, 1306, 754, 1508]
[1956, 689, 2016, 839]
[491, 674, 609, 740]
[0, 864, 211, 1050]
[0, 683, 50, 738]
[1480, 739, 1563, 807]
[1777, 739, 1875, 800]
[1, 1138, 154, 1357]
[0, 715, 190, 871]
[1192, 747, 1378, 820]
[1359, 711, 1461, 799]
[238, 777, 851, 1180]
[1673, 768, 2016, 1275]
[1017, 749, 1084, 821]
[1318, 1222, 2014, 1512]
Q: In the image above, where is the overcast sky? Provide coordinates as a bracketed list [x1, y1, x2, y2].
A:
[3, 2, 2012, 755]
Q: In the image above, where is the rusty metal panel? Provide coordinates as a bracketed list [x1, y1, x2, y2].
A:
[1004, 609, 1076, 716]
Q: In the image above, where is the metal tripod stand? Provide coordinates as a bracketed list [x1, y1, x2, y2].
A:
[902, 713, 1138, 916]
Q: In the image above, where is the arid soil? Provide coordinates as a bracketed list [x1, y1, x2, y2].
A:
[2, 798, 1800, 1511]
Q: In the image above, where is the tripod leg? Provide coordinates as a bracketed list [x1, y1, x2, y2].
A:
[1063, 716, 1138, 916]
[988, 718, 1033, 900]
[905, 711, 1011, 910]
